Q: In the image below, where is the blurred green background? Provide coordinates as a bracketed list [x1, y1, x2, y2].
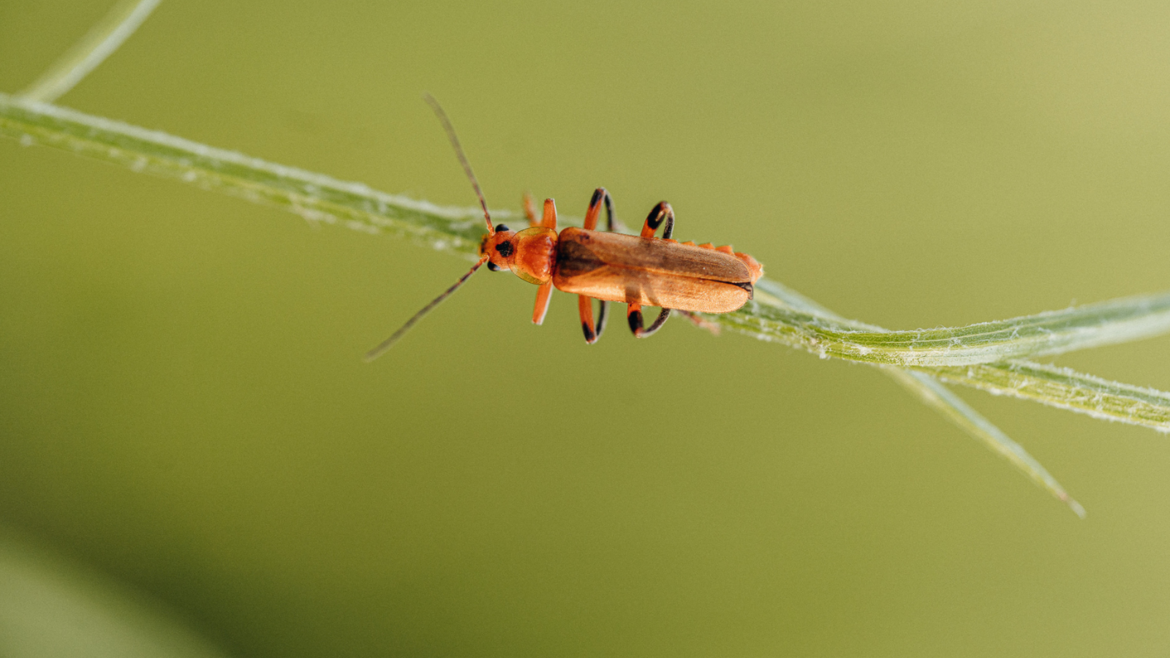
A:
[2, 0, 1170, 656]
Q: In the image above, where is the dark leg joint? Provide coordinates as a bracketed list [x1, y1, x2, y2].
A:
[642, 202, 675, 239]
[646, 203, 666, 229]
[629, 307, 671, 338]
[627, 309, 643, 335]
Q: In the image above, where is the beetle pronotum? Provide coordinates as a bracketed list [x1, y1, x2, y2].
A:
[364, 95, 764, 361]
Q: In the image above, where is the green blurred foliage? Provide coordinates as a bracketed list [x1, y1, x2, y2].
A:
[1, 1, 1168, 656]
[0, 528, 227, 658]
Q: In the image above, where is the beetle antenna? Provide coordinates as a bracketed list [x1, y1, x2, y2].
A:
[423, 93, 494, 234]
[364, 256, 489, 362]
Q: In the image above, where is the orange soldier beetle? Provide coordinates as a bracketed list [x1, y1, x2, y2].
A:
[364, 95, 764, 361]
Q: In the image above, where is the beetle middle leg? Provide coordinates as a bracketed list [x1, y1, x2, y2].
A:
[626, 201, 675, 337]
[576, 188, 615, 344]
[583, 187, 615, 231]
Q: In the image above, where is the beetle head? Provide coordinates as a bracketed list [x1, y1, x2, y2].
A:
[480, 223, 517, 272]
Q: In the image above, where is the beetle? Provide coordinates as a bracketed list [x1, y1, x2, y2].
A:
[364, 96, 763, 361]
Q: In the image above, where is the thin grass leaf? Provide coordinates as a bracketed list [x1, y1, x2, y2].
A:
[925, 361, 1170, 433]
[0, 94, 509, 256]
[756, 278, 1086, 512]
[755, 277, 1170, 426]
[733, 289, 1170, 367]
[18, 0, 163, 103]
[884, 369, 1085, 517]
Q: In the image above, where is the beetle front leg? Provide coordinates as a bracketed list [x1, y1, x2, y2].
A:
[523, 192, 538, 226]
[538, 198, 557, 230]
[533, 282, 553, 325]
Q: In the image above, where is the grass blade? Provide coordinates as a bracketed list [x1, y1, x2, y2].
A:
[4, 93, 1169, 514]
[751, 279, 1170, 431]
[734, 288, 1170, 367]
[18, 0, 163, 103]
[925, 361, 1170, 433]
[885, 369, 1085, 517]
[0, 94, 506, 256]
[756, 279, 1085, 513]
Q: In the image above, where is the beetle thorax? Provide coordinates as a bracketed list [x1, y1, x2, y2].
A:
[481, 226, 558, 286]
[509, 227, 558, 285]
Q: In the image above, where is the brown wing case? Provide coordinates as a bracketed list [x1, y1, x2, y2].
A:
[553, 228, 753, 313]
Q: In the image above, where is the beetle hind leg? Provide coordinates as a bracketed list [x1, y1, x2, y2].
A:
[678, 310, 721, 336]
[627, 303, 671, 338]
[623, 201, 676, 338]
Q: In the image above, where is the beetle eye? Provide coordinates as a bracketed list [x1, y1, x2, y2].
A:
[486, 261, 500, 271]
[494, 223, 510, 232]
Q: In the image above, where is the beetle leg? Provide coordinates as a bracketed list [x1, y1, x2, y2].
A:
[533, 282, 554, 325]
[531, 199, 556, 325]
[540, 198, 558, 230]
[578, 294, 609, 344]
[575, 188, 615, 344]
[584, 188, 615, 232]
[523, 192, 538, 226]
[639, 201, 675, 239]
[677, 310, 721, 336]
[623, 201, 676, 337]
[627, 303, 671, 338]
